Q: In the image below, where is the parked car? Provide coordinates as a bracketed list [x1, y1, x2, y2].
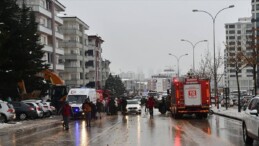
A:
[220, 97, 234, 107]
[126, 99, 141, 114]
[242, 96, 259, 144]
[22, 100, 51, 117]
[22, 101, 44, 118]
[0, 100, 16, 123]
[10, 101, 38, 120]
[45, 101, 56, 115]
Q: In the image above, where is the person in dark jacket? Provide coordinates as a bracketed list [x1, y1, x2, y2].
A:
[91, 102, 97, 120]
[62, 101, 71, 130]
[121, 97, 127, 115]
[96, 99, 103, 119]
[82, 99, 92, 127]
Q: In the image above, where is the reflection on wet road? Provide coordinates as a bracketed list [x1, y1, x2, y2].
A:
[1, 108, 259, 146]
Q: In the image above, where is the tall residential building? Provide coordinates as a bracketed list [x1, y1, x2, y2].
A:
[101, 59, 111, 88]
[252, 1, 259, 93]
[224, 17, 253, 92]
[59, 16, 89, 87]
[86, 35, 104, 89]
[17, 0, 65, 73]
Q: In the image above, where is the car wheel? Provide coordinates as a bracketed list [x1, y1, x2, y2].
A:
[243, 123, 253, 145]
[19, 113, 27, 120]
[0, 114, 7, 123]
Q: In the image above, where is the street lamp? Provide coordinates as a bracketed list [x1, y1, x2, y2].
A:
[181, 39, 207, 71]
[168, 53, 188, 77]
[193, 5, 234, 109]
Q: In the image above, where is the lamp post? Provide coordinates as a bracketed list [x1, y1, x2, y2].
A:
[181, 39, 207, 71]
[168, 53, 188, 77]
[193, 5, 234, 109]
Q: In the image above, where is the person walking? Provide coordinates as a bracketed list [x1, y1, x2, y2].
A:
[96, 99, 103, 119]
[83, 99, 92, 127]
[62, 101, 71, 130]
[147, 96, 155, 118]
[121, 97, 127, 115]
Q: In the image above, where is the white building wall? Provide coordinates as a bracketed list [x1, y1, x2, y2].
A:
[225, 17, 253, 92]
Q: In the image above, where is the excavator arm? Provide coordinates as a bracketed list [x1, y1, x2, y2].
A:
[41, 70, 64, 85]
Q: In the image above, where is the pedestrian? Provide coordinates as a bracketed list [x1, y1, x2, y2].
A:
[121, 97, 127, 115]
[62, 101, 71, 130]
[96, 99, 103, 119]
[147, 96, 155, 118]
[90, 102, 97, 120]
[82, 99, 92, 127]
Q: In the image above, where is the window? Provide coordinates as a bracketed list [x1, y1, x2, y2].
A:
[237, 30, 241, 34]
[229, 30, 235, 34]
[248, 99, 259, 110]
[229, 36, 235, 39]
[246, 69, 253, 73]
[229, 25, 235, 28]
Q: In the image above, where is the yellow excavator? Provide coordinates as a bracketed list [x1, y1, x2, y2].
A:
[17, 69, 68, 112]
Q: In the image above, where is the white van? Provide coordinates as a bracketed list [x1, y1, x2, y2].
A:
[66, 88, 97, 117]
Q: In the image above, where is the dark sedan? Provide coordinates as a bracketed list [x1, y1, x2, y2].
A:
[10, 101, 38, 120]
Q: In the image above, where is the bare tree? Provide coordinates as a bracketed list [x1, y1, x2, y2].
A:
[225, 41, 247, 112]
[195, 48, 224, 83]
[242, 30, 258, 96]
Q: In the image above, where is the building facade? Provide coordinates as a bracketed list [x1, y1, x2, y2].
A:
[59, 16, 89, 87]
[17, 0, 66, 72]
[86, 35, 104, 89]
[224, 17, 253, 92]
[101, 59, 111, 88]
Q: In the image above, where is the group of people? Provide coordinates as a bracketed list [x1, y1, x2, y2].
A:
[61, 98, 104, 130]
[60, 96, 157, 130]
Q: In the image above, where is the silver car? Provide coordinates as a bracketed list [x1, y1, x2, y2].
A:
[23, 101, 44, 118]
[0, 100, 16, 123]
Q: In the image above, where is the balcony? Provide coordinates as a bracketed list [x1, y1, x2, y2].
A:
[86, 66, 95, 71]
[85, 56, 95, 61]
[66, 79, 83, 85]
[63, 29, 83, 36]
[31, 5, 52, 18]
[55, 31, 64, 40]
[38, 25, 52, 35]
[48, 63, 65, 71]
[64, 54, 83, 60]
[65, 67, 83, 72]
[42, 45, 52, 52]
[55, 16, 63, 25]
[61, 41, 83, 48]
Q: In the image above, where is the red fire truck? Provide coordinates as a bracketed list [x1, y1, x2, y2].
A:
[170, 76, 210, 119]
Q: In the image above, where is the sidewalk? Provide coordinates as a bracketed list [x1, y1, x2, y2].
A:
[210, 105, 245, 121]
[0, 115, 62, 138]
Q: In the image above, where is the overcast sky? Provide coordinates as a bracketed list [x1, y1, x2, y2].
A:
[59, 0, 251, 77]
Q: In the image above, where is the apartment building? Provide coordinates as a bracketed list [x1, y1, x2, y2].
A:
[59, 16, 89, 87]
[252, 0, 259, 93]
[101, 59, 111, 88]
[224, 17, 253, 92]
[17, 0, 65, 72]
[86, 35, 104, 89]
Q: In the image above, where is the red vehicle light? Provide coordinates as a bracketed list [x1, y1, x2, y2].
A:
[7, 108, 14, 113]
[37, 107, 41, 111]
[29, 107, 35, 111]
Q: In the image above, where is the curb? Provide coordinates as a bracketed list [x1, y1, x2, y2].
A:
[211, 110, 243, 121]
[0, 116, 62, 139]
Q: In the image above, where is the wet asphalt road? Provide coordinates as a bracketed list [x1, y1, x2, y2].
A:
[1, 108, 259, 146]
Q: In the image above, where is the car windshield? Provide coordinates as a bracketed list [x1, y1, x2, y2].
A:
[67, 95, 87, 104]
[148, 92, 159, 97]
[127, 100, 139, 104]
